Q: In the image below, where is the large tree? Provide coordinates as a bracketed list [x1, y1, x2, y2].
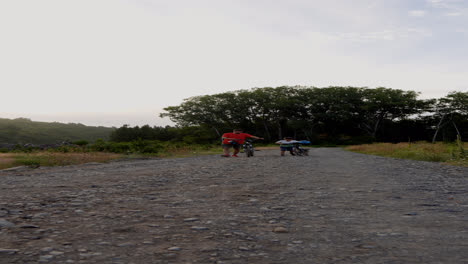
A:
[432, 91, 468, 142]
[160, 86, 438, 142]
[358, 88, 428, 139]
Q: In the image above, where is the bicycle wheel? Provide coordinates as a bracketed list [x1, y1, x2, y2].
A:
[294, 148, 303, 156]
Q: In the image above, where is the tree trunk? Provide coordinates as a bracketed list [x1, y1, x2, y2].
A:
[452, 120, 462, 141]
[262, 120, 271, 141]
[371, 118, 381, 139]
[277, 121, 282, 140]
[212, 126, 221, 137]
[432, 114, 446, 143]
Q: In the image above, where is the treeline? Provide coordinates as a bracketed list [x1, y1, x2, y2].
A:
[147, 86, 467, 144]
[109, 125, 218, 144]
[0, 118, 114, 144]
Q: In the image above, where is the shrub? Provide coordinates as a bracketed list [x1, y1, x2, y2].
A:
[73, 140, 89, 146]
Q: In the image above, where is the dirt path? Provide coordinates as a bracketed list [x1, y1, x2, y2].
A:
[1, 148, 467, 263]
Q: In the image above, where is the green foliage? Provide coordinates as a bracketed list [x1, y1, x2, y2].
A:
[14, 156, 42, 168]
[2, 88, 466, 147]
[86, 139, 163, 154]
[455, 135, 466, 159]
[73, 140, 89, 146]
[109, 125, 219, 144]
[431, 91, 468, 143]
[160, 86, 447, 144]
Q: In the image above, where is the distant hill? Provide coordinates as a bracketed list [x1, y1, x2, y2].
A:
[0, 118, 115, 144]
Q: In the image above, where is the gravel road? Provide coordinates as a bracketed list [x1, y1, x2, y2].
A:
[0, 148, 467, 264]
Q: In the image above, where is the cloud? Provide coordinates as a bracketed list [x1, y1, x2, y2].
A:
[409, 10, 427, 17]
[0, 0, 467, 126]
[331, 27, 432, 43]
[444, 12, 462, 16]
[427, 0, 467, 12]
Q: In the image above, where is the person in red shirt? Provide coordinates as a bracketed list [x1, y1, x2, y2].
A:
[221, 129, 264, 157]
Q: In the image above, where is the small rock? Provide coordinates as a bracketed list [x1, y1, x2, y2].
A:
[0, 219, 15, 228]
[39, 255, 54, 262]
[118, 242, 134, 247]
[8, 209, 23, 215]
[0, 249, 19, 255]
[273, 227, 288, 233]
[404, 212, 418, 216]
[168, 247, 181, 251]
[40, 247, 54, 253]
[272, 206, 286, 210]
[33, 213, 50, 219]
[163, 253, 177, 258]
[50, 251, 64, 256]
[34, 229, 47, 234]
[19, 224, 39, 228]
[191, 226, 209, 231]
[357, 244, 376, 249]
[142, 241, 154, 245]
[183, 218, 199, 222]
[238, 246, 250, 251]
[79, 252, 102, 258]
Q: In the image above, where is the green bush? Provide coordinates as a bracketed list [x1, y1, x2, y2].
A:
[73, 140, 89, 146]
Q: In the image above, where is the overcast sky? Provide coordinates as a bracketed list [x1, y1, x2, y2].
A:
[1, 0, 467, 127]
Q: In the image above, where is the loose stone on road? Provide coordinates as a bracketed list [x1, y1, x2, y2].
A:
[0, 148, 467, 263]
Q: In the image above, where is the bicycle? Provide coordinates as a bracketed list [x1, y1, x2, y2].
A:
[242, 139, 255, 157]
[292, 140, 310, 156]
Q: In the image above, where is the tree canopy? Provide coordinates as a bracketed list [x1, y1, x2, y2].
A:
[161, 86, 467, 143]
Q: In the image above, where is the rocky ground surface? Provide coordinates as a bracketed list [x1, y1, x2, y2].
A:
[0, 148, 467, 264]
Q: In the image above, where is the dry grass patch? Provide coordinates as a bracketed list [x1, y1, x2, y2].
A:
[0, 154, 16, 169]
[0, 152, 123, 169]
[346, 142, 467, 167]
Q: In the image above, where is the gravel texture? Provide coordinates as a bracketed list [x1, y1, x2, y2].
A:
[0, 148, 467, 264]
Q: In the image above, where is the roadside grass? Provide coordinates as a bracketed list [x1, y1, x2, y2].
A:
[0, 152, 123, 170]
[0, 145, 222, 170]
[345, 141, 468, 167]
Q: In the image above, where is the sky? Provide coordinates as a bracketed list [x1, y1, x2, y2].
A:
[1, 0, 467, 127]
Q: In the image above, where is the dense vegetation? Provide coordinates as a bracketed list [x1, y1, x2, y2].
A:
[157, 86, 467, 144]
[0, 118, 114, 144]
[109, 125, 219, 144]
[2, 87, 467, 148]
